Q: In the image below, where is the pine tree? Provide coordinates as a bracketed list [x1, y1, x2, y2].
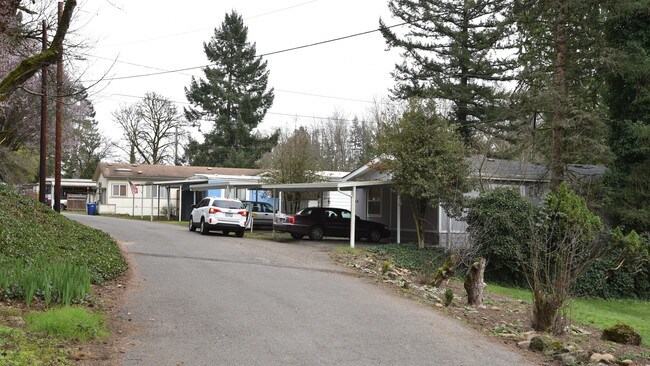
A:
[379, 0, 517, 145]
[603, 0, 650, 232]
[184, 10, 276, 168]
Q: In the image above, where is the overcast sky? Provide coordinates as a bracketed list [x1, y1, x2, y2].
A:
[74, 0, 400, 146]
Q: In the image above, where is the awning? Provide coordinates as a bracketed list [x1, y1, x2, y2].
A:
[190, 180, 262, 191]
[261, 180, 392, 191]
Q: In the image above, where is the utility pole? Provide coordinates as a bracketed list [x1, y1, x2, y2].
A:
[174, 125, 178, 165]
[54, 1, 63, 212]
[38, 20, 48, 205]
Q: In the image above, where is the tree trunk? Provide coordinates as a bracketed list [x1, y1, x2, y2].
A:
[532, 290, 563, 333]
[464, 258, 487, 306]
[411, 198, 427, 249]
[550, 0, 567, 191]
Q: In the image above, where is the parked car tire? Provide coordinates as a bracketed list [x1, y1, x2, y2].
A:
[200, 218, 209, 235]
[236, 230, 245, 238]
[308, 225, 324, 240]
[368, 228, 382, 242]
[189, 216, 196, 232]
[290, 233, 303, 240]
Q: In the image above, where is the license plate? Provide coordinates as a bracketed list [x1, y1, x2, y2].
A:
[226, 213, 233, 217]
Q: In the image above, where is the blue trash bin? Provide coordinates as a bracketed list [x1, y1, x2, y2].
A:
[86, 203, 97, 215]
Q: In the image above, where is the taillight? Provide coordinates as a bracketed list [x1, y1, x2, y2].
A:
[288, 216, 295, 224]
[238, 210, 248, 216]
[209, 207, 221, 214]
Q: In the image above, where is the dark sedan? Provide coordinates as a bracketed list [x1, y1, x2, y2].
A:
[274, 207, 390, 242]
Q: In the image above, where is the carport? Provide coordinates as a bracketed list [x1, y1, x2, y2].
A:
[186, 179, 400, 248]
[151, 178, 209, 221]
[261, 180, 397, 248]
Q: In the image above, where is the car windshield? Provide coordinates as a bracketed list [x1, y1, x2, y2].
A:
[212, 200, 244, 209]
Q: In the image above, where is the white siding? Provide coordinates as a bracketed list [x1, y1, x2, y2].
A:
[325, 191, 352, 210]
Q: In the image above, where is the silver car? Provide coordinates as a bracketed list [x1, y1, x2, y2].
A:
[188, 197, 251, 237]
[242, 200, 275, 228]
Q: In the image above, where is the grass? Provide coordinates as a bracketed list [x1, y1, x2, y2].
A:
[0, 325, 72, 365]
[0, 185, 127, 284]
[25, 306, 109, 341]
[487, 283, 649, 345]
[0, 186, 121, 364]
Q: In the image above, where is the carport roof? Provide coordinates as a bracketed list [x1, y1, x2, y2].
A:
[190, 181, 262, 191]
[261, 180, 392, 192]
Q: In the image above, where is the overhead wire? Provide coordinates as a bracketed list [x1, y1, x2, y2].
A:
[102, 92, 373, 123]
[100, 0, 320, 47]
[83, 19, 411, 82]
[80, 54, 377, 104]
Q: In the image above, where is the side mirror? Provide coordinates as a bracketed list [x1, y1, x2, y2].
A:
[191, 204, 196, 209]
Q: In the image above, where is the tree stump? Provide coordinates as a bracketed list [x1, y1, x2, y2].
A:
[464, 257, 487, 306]
[432, 254, 459, 287]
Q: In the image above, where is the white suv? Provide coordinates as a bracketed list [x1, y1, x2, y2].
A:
[188, 197, 251, 237]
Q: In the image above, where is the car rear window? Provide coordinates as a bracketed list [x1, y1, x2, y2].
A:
[296, 208, 313, 216]
[212, 200, 244, 209]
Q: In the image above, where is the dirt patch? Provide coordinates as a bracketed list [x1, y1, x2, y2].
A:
[70, 241, 142, 366]
[331, 250, 650, 366]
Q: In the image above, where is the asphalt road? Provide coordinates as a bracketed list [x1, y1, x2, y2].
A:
[69, 215, 532, 366]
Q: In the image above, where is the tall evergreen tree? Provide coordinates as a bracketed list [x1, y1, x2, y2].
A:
[603, 0, 650, 233]
[513, 0, 609, 189]
[379, 0, 517, 145]
[184, 10, 276, 168]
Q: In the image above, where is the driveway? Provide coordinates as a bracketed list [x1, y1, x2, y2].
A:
[69, 215, 532, 366]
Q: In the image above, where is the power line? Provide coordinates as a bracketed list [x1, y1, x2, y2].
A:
[100, 0, 320, 48]
[81, 54, 377, 103]
[86, 20, 411, 82]
[102, 93, 370, 123]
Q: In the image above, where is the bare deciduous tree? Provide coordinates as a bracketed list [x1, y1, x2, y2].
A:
[113, 92, 185, 165]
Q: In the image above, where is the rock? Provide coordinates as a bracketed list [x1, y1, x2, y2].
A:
[517, 341, 530, 349]
[553, 353, 577, 366]
[518, 331, 537, 342]
[529, 336, 548, 352]
[591, 353, 617, 364]
[434, 303, 443, 308]
[617, 360, 634, 366]
[602, 323, 642, 346]
[489, 306, 501, 311]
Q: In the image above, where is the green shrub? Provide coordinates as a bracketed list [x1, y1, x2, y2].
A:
[368, 243, 444, 270]
[466, 188, 533, 285]
[444, 288, 454, 307]
[0, 185, 126, 284]
[574, 238, 650, 300]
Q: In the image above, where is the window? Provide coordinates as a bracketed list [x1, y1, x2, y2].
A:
[367, 187, 381, 217]
[112, 184, 127, 197]
[146, 186, 167, 199]
[322, 209, 338, 219]
[340, 210, 351, 219]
